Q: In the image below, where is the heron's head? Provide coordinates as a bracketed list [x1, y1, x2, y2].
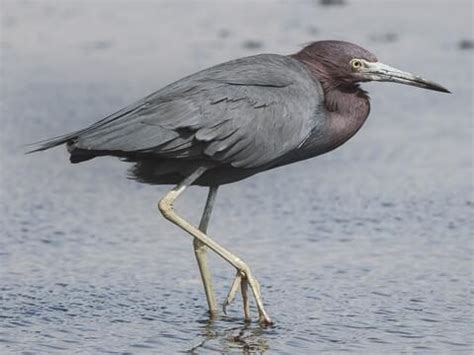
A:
[293, 40, 450, 93]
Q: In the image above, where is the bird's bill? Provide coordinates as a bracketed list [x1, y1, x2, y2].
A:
[362, 61, 451, 93]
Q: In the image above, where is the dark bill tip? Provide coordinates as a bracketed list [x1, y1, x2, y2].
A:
[364, 62, 452, 94]
[416, 79, 451, 94]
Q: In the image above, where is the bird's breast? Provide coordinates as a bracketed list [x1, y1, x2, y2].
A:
[320, 88, 371, 154]
[326, 110, 369, 150]
[290, 95, 370, 163]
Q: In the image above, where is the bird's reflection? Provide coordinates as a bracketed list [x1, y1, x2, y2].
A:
[186, 316, 270, 354]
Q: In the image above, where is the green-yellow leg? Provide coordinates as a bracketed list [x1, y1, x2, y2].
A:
[194, 186, 219, 316]
[158, 167, 272, 325]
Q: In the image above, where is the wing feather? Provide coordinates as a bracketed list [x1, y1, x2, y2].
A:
[37, 54, 325, 168]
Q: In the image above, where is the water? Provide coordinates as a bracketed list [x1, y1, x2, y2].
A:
[1, 0, 473, 353]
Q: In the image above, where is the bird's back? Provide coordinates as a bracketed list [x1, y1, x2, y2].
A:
[30, 54, 329, 185]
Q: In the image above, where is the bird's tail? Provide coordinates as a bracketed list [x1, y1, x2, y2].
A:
[26, 130, 106, 163]
[26, 99, 147, 157]
[25, 131, 79, 154]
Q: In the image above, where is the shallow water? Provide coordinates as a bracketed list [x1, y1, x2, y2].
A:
[1, 0, 473, 353]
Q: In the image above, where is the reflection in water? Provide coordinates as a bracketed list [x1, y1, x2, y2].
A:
[187, 318, 270, 354]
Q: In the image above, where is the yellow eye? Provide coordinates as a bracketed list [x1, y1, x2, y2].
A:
[351, 59, 362, 70]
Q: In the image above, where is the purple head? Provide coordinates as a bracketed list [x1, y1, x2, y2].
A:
[292, 40, 449, 93]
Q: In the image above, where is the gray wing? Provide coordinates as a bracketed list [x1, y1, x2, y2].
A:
[34, 54, 325, 169]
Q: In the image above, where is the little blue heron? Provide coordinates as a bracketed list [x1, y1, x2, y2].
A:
[29, 40, 449, 325]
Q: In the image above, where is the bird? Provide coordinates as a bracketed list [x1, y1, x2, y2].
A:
[28, 40, 450, 325]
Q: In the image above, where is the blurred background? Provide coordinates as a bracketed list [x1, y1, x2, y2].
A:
[1, 0, 473, 353]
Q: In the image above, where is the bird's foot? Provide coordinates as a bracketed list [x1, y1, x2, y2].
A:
[222, 269, 273, 326]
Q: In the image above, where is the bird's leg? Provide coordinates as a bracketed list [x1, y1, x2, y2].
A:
[158, 167, 272, 325]
[223, 272, 262, 323]
[193, 186, 219, 316]
[241, 275, 251, 322]
[223, 271, 242, 314]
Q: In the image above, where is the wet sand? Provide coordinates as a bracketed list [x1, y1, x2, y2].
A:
[1, 0, 473, 352]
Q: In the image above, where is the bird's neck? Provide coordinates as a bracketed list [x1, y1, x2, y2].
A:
[294, 55, 371, 151]
[294, 56, 370, 120]
[324, 85, 370, 119]
[324, 86, 371, 149]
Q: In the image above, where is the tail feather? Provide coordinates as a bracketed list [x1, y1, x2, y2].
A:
[26, 100, 146, 156]
[27, 132, 107, 164]
[25, 132, 79, 154]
